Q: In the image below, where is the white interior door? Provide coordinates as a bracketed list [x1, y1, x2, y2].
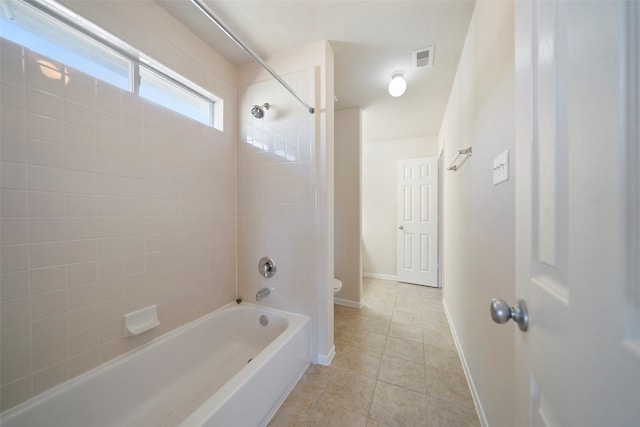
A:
[513, 1, 640, 425]
[396, 157, 438, 287]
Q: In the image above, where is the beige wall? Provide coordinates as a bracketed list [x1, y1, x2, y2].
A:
[439, 1, 515, 425]
[0, 1, 237, 411]
[334, 108, 362, 306]
[361, 136, 438, 278]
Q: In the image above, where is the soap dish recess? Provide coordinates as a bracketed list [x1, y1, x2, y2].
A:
[124, 305, 160, 337]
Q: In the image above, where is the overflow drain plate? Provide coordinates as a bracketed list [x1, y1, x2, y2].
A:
[259, 315, 269, 326]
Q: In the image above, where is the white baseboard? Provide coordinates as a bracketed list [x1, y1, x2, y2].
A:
[316, 345, 335, 366]
[442, 298, 489, 427]
[362, 272, 397, 281]
[334, 297, 364, 308]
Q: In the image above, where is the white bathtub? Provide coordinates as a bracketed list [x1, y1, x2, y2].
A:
[1, 303, 311, 427]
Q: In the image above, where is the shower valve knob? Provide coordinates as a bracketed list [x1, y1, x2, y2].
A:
[258, 257, 276, 278]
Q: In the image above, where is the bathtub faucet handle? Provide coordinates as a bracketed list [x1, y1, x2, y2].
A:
[258, 257, 276, 278]
[256, 287, 271, 302]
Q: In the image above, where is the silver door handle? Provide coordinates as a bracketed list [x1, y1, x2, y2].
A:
[398, 225, 404, 230]
[490, 298, 529, 331]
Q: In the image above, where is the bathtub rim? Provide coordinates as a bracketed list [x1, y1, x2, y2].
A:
[0, 302, 310, 423]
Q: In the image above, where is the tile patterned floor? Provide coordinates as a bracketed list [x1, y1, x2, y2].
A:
[268, 278, 480, 427]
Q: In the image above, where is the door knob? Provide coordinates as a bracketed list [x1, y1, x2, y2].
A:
[398, 225, 404, 230]
[490, 298, 529, 331]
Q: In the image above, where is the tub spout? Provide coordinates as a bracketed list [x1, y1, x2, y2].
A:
[256, 287, 271, 302]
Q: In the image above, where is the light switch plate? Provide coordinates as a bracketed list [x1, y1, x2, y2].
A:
[493, 150, 509, 185]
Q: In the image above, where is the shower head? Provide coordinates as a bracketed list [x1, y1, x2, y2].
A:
[251, 103, 270, 119]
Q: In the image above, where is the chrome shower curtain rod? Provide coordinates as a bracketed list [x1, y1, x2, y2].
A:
[191, 0, 316, 114]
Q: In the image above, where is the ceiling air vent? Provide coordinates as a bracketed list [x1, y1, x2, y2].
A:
[413, 46, 434, 69]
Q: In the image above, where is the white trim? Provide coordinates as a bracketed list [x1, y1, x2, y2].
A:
[437, 145, 445, 288]
[362, 272, 397, 281]
[443, 298, 488, 427]
[316, 345, 335, 366]
[334, 298, 364, 309]
[625, 0, 640, 340]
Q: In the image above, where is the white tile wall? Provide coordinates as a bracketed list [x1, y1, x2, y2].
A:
[237, 69, 317, 321]
[0, 39, 236, 411]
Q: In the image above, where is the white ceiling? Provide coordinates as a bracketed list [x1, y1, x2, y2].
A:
[157, 0, 475, 140]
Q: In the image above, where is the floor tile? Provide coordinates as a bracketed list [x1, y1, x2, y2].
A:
[422, 326, 455, 350]
[421, 313, 449, 331]
[364, 297, 396, 313]
[367, 418, 390, 427]
[388, 322, 423, 343]
[350, 316, 391, 336]
[369, 381, 428, 427]
[424, 364, 475, 406]
[397, 283, 424, 297]
[390, 310, 422, 328]
[378, 355, 426, 393]
[332, 343, 382, 377]
[305, 400, 368, 427]
[269, 278, 480, 427]
[268, 389, 316, 426]
[427, 396, 480, 427]
[320, 368, 377, 416]
[424, 343, 462, 372]
[393, 299, 423, 316]
[358, 305, 394, 322]
[335, 328, 387, 354]
[384, 336, 424, 364]
[293, 364, 331, 395]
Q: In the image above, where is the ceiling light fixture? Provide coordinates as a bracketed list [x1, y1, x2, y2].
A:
[388, 71, 407, 97]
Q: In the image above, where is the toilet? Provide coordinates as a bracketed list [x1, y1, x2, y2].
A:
[332, 278, 343, 294]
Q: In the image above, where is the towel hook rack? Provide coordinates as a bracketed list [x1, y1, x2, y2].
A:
[448, 147, 472, 171]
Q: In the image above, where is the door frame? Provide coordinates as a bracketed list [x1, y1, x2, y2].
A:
[437, 146, 444, 288]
